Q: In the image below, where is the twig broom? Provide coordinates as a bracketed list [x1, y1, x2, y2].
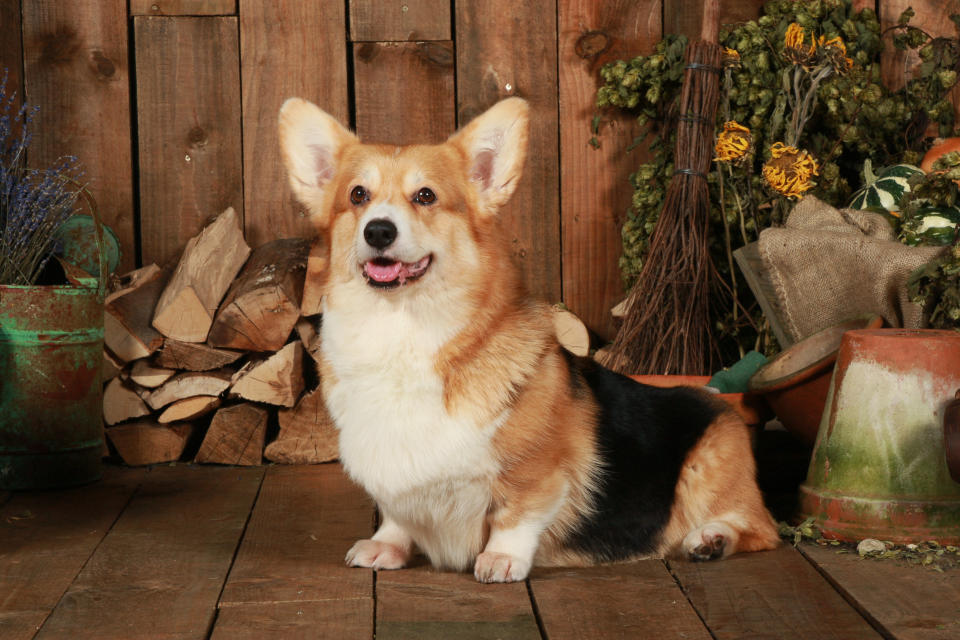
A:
[599, 2, 723, 375]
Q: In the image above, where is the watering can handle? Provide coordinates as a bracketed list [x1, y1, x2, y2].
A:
[62, 177, 108, 298]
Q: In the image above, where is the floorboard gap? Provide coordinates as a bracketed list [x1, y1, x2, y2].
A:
[33, 469, 146, 638]
[525, 578, 548, 640]
[663, 558, 719, 640]
[795, 545, 897, 640]
[207, 466, 268, 639]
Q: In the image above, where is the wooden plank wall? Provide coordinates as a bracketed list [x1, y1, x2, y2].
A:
[1, 0, 958, 339]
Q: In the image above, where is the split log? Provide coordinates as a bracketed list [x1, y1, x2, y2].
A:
[144, 369, 233, 410]
[152, 207, 251, 342]
[103, 377, 151, 425]
[157, 396, 221, 423]
[552, 305, 590, 357]
[106, 420, 193, 466]
[104, 264, 167, 362]
[265, 386, 338, 464]
[129, 360, 176, 388]
[296, 316, 322, 364]
[300, 237, 327, 316]
[103, 350, 123, 381]
[207, 237, 309, 352]
[194, 403, 268, 466]
[611, 298, 628, 320]
[154, 339, 244, 371]
[230, 341, 304, 407]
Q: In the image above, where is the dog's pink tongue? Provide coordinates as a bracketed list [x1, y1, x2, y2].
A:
[365, 260, 403, 283]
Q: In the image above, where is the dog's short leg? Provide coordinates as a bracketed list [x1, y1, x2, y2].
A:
[345, 517, 413, 570]
[474, 521, 542, 583]
[682, 520, 739, 562]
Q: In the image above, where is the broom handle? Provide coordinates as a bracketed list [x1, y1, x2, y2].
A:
[700, 0, 719, 44]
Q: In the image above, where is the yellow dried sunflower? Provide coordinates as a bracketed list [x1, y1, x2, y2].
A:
[783, 22, 816, 69]
[714, 121, 753, 165]
[819, 35, 853, 75]
[722, 47, 741, 70]
[762, 142, 820, 199]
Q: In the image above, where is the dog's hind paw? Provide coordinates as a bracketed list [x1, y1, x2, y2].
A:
[473, 551, 530, 583]
[683, 521, 737, 562]
[345, 539, 409, 570]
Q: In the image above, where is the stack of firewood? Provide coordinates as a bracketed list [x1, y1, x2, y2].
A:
[101, 207, 337, 467]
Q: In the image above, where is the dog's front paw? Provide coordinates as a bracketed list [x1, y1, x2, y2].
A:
[345, 539, 409, 570]
[473, 551, 530, 583]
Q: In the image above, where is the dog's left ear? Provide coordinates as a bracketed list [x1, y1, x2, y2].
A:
[448, 97, 529, 213]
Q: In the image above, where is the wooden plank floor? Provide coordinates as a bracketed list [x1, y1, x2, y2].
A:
[3, 462, 959, 639]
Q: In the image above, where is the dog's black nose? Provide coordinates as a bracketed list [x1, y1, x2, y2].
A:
[363, 218, 397, 249]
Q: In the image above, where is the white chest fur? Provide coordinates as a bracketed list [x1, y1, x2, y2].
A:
[321, 288, 501, 567]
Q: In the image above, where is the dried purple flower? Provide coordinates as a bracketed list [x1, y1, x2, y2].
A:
[1, 68, 85, 285]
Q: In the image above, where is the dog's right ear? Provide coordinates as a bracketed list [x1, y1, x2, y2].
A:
[279, 98, 358, 228]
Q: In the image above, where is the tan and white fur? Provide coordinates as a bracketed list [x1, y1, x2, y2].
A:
[279, 96, 779, 583]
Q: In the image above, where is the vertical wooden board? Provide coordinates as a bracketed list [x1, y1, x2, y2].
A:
[350, 0, 451, 42]
[456, 0, 561, 303]
[219, 464, 375, 606]
[21, 0, 135, 273]
[239, 0, 348, 248]
[135, 16, 243, 267]
[0, 467, 144, 640]
[130, 1, 237, 16]
[879, 0, 960, 126]
[35, 465, 264, 640]
[353, 41, 456, 144]
[558, 0, 662, 340]
[376, 567, 540, 639]
[668, 546, 883, 640]
[530, 562, 712, 640]
[0, 0, 23, 107]
[801, 544, 960, 640]
[211, 600, 373, 640]
[663, 0, 766, 40]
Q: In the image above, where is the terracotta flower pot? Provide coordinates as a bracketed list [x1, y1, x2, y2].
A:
[629, 375, 773, 428]
[747, 315, 883, 445]
[800, 328, 960, 544]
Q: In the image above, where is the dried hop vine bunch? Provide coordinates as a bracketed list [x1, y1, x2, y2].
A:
[762, 142, 820, 199]
[714, 121, 753, 165]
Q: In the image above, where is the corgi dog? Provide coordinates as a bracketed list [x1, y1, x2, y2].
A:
[278, 96, 779, 583]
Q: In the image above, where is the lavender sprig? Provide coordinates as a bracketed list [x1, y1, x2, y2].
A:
[0, 68, 84, 285]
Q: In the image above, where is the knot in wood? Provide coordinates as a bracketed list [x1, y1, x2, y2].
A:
[575, 31, 611, 60]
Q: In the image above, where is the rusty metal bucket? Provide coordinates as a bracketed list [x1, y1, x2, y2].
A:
[800, 329, 960, 544]
[0, 190, 107, 490]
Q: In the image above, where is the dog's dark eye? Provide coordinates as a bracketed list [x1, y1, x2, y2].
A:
[413, 187, 436, 205]
[350, 185, 368, 205]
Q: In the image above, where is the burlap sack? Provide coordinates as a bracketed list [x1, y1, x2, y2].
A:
[758, 195, 946, 342]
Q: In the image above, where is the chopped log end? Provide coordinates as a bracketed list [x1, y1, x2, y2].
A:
[152, 285, 213, 343]
[552, 305, 590, 357]
[230, 341, 305, 407]
[107, 421, 193, 466]
[155, 339, 244, 371]
[129, 360, 176, 388]
[157, 396, 221, 423]
[103, 377, 151, 426]
[195, 403, 268, 466]
[268, 386, 338, 464]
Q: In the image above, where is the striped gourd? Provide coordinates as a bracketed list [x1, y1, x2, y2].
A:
[848, 160, 924, 213]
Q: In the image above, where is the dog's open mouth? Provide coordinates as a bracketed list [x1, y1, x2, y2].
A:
[362, 255, 431, 289]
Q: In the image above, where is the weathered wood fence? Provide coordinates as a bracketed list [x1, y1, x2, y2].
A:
[2, 0, 958, 339]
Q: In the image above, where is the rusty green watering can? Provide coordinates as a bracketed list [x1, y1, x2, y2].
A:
[0, 190, 109, 490]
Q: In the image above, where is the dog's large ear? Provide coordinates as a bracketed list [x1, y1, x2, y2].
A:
[279, 97, 358, 228]
[448, 97, 529, 213]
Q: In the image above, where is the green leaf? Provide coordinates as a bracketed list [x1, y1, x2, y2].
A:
[898, 7, 915, 26]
